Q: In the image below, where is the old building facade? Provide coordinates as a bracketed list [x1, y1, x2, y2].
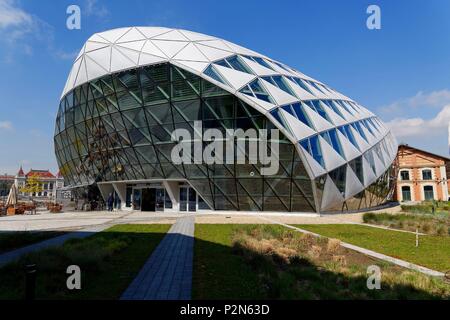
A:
[395, 144, 449, 202]
[15, 167, 65, 200]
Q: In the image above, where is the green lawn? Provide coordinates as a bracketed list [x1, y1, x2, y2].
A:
[363, 212, 449, 236]
[193, 224, 266, 299]
[194, 224, 449, 299]
[296, 224, 450, 272]
[0, 231, 65, 254]
[0, 224, 170, 300]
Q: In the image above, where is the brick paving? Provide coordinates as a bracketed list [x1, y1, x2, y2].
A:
[121, 215, 195, 300]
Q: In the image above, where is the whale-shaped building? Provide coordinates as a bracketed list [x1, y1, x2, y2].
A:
[54, 27, 397, 213]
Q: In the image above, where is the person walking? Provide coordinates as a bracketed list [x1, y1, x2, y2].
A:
[107, 193, 114, 212]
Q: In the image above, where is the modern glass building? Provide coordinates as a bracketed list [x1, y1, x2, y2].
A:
[54, 27, 398, 213]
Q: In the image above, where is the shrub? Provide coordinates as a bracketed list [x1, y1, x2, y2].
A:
[273, 247, 298, 264]
[362, 212, 449, 236]
[300, 233, 316, 245]
[332, 255, 347, 266]
[362, 212, 377, 223]
[436, 225, 448, 236]
[307, 245, 322, 260]
[421, 222, 431, 233]
[326, 238, 341, 254]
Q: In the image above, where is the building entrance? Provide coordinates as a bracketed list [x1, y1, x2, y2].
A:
[141, 188, 156, 211]
[131, 187, 171, 212]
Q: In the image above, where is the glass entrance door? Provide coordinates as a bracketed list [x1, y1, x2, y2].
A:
[141, 188, 156, 212]
[155, 188, 165, 211]
[133, 189, 141, 210]
[180, 187, 196, 212]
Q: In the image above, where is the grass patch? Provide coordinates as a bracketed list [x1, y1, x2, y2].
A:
[0, 224, 170, 300]
[363, 212, 449, 236]
[0, 231, 66, 254]
[296, 224, 450, 272]
[401, 202, 450, 217]
[193, 224, 265, 299]
[194, 224, 449, 299]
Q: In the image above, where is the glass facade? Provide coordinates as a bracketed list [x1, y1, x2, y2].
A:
[54, 63, 317, 212]
[316, 164, 397, 212]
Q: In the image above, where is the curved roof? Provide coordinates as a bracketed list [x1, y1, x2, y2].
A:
[61, 27, 398, 210]
[62, 27, 349, 100]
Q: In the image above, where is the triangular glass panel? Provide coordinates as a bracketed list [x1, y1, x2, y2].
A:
[203, 65, 228, 85]
[348, 156, 364, 185]
[328, 164, 347, 195]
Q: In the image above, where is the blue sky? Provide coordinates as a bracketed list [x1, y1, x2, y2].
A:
[0, 0, 449, 174]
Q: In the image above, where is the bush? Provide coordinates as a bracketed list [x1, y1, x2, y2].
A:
[332, 255, 347, 266]
[307, 245, 322, 259]
[326, 238, 341, 254]
[362, 212, 377, 223]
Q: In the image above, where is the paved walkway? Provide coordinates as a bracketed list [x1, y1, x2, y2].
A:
[121, 216, 195, 300]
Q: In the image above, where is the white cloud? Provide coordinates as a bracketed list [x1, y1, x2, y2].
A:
[29, 129, 47, 138]
[0, 0, 51, 59]
[85, 0, 110, 19]
[385, 104, 450, 139]
[0, 0, 40, 46]
[53, 49, 78, 61]
[381, 89, 450, 156]
[0, 0, 32, 29]
[379, 89, 450, 115]
[0, 121, 13, 130]
[0, 0, 77, 62]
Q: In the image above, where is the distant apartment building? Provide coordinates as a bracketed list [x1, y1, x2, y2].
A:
[395, 144, 449, 202]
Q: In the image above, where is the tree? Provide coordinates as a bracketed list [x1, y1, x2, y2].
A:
[20, 175, 43, 195]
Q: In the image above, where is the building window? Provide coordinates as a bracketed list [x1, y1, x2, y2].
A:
[125, 187, 132, 207]
[401, 186, 411, 201]
[164, 192, 173, 209]
[400, 170, 410, 181]
[422, 169, 432, 180]
[423, 186, 434, 201]
[198, 195, 209, 210]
